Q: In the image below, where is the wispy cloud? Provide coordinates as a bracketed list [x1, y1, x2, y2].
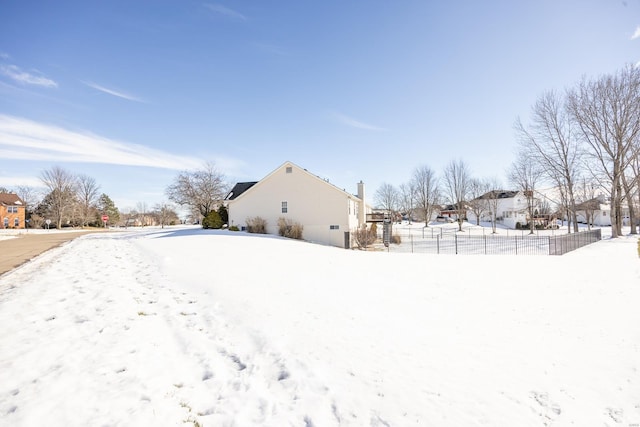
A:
[83, 81, 144, 102]
[332, 112, 387, 131]
[0, 64, 57, 88]
[0, 114, 202, 170]
[204, 3, 247, 21]
[0, 52, 9, 60]
[632, 26, 640, 40]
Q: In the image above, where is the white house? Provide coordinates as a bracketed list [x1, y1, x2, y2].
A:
[574, 195, 632, 227]
[467, 190, 534, 229]
[225, 161, 368, 248]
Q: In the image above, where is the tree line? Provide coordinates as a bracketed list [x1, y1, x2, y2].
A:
[374, 64, 640, 238]
[2, 166, 179, 229]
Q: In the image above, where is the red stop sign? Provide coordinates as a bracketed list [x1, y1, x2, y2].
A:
[102, 215, 109, 222]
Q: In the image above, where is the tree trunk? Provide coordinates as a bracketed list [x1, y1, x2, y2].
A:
[621, 173, 637, 234]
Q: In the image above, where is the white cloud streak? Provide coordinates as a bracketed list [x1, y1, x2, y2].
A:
[0, 114, 202, 170]
[0, 64, 57, 88]
[632, 26, 640, 40]
[204, 3, 247, 21]
[83, 81, 144, 102]
[332, 112, 387, 131]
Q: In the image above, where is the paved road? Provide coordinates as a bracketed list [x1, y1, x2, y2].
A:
[0, 230, 102, 276]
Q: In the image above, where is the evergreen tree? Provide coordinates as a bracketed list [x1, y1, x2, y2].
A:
[217, 205, 228, 224]
[202, 210, 223, 229]
[96, 193, 120, 225]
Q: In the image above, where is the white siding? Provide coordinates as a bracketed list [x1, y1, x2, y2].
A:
[228, 162, 364, 247]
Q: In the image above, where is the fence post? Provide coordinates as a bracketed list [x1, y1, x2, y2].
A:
[437, 235, 440, 254]
[455, 233, 458, 255]
[411, 233, 414, 253]
[484, 235, 487, 255]
[515, 236, 518, 255]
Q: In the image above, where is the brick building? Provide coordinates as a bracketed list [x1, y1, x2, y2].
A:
[0, 193, 26, 229]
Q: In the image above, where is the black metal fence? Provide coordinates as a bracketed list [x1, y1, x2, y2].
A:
[548, 229, 602, 255]
[383, 229, 602, 256]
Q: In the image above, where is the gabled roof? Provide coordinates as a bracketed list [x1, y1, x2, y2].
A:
[0, 193, 25, 206]
[227, 161, 363, 203]
[476, 190, 519, 200]
[574, 197, 608, 211]
[225, 182, 258, 200]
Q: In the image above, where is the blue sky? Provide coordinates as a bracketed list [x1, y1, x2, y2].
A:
[1, 0, 639, 212]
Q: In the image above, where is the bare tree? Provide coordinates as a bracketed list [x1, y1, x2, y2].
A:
[374, 182, 399, 221]
[621, 147, 639, 234]
[398, 182, 414, 223]
[509, 153, 544, 234]
[15, 185, 41, 228]
[515, 90, 582, 233]
[40, 166, 78, 229]
[443, 159, 471, 231]
[467, 178, 490, 225]
[76, 174, 100, 227]
[485, 178, 503, 234]
[631, 152, 640, 230]
[567, 65, 640, 237]
[166, 162, 228, 221]
[153, 202, 178, 228]
[411, 165, 440, 227]
[576, 178, 600, 230]
[136, 201, 149, 226]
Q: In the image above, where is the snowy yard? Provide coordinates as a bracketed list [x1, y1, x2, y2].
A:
[0, 226, 639, 426]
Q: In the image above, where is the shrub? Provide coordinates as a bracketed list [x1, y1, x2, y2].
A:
[353, 225, 377, 249]
[202, 211, 223, 229]
[217, 205, 229, 224]
[391, 234, 402, 244]
[246, 216, 268, 234]
[277, 217, 304, 240]
[229, 225, 240, 231]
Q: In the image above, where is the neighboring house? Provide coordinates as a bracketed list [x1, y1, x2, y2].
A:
[439, 204, 464, 221]
[574, 195, 631, 227]
[0, 192, 26, 229]
[225, 161, 368, 248]
[466, 190, 534, 229]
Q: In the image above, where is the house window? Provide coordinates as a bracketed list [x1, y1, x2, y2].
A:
[330, 225, 339, 230]
[282, 201, 288, 213]
[14, 218, 19, 227]
[8, 206, 17, 213]
[286, 167, 292, 174]
[3, 217, 7, 228]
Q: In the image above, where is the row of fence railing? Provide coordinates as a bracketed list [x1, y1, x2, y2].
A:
[367, 229, 602, 255]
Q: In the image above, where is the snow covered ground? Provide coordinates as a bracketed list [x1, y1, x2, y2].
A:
[0, 226, 639, 426]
